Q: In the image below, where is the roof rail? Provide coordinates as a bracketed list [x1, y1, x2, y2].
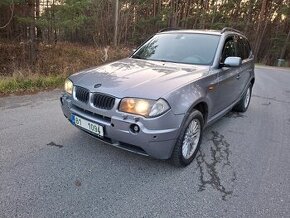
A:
[221, 27, 244, 35]
[159, 27, 180, 33]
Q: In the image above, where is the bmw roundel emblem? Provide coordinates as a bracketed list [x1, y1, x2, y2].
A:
[94, 83, 102, 88]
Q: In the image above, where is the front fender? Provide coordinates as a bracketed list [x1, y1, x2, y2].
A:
[164, 82, 211, 115]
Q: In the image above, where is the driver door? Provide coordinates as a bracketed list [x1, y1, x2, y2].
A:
[212, 37, 241, 115]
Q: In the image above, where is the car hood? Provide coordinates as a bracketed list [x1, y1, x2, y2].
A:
[70, 58, 209, 99]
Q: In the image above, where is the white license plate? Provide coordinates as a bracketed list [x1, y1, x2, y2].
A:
[71, 115, 104, 137]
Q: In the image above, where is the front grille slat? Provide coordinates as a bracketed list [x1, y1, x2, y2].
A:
[75, 86, 115, 110]
[99, 95, 105, 109]
[93, 93, 115, 110]
[105, 98, 109, 109]
[75, 86, 89, 103]
[96, 94, 100, 106]
[109, 98, 114, 109]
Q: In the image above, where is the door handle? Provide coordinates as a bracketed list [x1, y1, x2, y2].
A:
[236, 74, 240, 80]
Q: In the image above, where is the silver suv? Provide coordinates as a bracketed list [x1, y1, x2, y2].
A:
[60, 28, 255, 166]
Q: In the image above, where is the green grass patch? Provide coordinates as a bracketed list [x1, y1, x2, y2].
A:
[0, 74, 65, 95]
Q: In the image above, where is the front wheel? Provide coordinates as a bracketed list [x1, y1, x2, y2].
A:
[171, 110, 204, 167]
[233, 85, 252, 112]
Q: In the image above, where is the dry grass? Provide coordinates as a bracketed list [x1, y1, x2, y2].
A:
[0, 42, 132, 95]
[0, 74, 65, 95]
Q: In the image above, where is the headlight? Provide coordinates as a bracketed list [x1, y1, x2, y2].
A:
[119, 98, 170, 117]
[64, 79, 73, 95]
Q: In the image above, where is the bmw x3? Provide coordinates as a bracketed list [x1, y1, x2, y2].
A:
[60, 27, 255, 166]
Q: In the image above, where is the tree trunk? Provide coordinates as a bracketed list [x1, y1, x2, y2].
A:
[113, 0, 119, 46]
[184, 0, 191, 28]
[244, 0, 255, 33]
[153, 0, 156, 17]
[52, 0, 57, 44]
[254, 0, 268, 59]
[28, 0, 36, 65]
[35, 0, 41, 40]
[280, 29, 290, 59]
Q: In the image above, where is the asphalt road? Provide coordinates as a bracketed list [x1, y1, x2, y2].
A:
[0, 66, 290, 217]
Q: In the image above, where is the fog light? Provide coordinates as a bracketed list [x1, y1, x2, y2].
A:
[130, 124, 140, 133]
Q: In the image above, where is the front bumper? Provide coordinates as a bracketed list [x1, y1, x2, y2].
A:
[60, 94, 184, 159]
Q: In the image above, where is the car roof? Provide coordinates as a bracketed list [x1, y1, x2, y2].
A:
[158, 29, 222, 36]
[158, 28, 247, 38]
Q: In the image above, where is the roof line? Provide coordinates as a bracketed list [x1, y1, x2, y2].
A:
[221, 27, 244, 35]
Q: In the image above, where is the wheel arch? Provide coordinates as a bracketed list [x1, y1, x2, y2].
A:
[186, 100, 209, 125]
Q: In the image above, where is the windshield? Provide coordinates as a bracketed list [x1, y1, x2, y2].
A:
[132, 33, 220, 65]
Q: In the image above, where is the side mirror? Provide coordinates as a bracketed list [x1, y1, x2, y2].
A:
[224, 57, 242, 67]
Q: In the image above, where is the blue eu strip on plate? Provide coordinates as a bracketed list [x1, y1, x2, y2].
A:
[70, 114, 75, 124]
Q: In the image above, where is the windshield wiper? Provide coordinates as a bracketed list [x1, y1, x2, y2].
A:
[157, 59, 169, 62]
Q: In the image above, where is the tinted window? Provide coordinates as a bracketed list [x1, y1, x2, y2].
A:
[132, 33, 220, 65]
[221, 38, 235, 63]
[236, 37, 245, 59]
[235, 37, 247, 60]
[236, 36, 251, 60]
[244, 39, 251, 58]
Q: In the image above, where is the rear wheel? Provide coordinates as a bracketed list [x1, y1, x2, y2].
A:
[171, 110, 204, 167]
[233, 85, 252, 112]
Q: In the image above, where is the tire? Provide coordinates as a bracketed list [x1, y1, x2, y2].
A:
[233, 84, 252, 113]
[171, 110, 204, 167]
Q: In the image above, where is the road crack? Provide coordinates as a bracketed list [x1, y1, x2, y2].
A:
[47, 141, 63, 148]
[252, 94, 290, 105]
[261, 102, 271, 106]
[196, 131, 237, 201]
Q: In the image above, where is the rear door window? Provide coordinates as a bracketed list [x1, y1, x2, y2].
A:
[221, 37, 236, 63]
[244, 39, 252, 58]
[236, 36, 251, 60]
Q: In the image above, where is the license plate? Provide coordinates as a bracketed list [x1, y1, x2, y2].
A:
[71, 114, 104, 137]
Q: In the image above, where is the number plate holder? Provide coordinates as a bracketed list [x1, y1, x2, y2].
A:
[70, 114, 104, 138]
